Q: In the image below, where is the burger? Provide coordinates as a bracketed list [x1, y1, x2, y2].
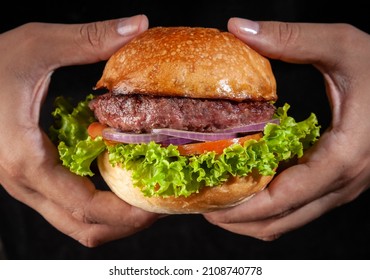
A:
[50, 27, 320, 214]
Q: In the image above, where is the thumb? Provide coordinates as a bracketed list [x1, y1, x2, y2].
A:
[9, 15, 149, 69]
[227, 17, 355, 66]
[68, 14, 149, 65]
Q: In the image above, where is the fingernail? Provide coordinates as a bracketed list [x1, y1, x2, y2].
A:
[233, 17, 259, 35]
[116, 15, 145, 36]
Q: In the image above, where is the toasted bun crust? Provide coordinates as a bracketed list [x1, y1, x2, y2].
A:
[98, 151, 273, 214]
[96, 27, 277, 102]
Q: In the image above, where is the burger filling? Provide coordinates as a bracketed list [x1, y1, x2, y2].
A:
[50, 94, 320, 197]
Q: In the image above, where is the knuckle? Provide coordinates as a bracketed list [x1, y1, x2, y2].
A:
[79, 234, 103, 248]
[274, 22, 301, 59]
[75, 230, 103, 248]
[204, 212, 230, 225]
[78, 22, 106, 50]
[258, 233, 282, 241]
[16, 22, 43, 36]
[332, 23, 359, 45]
[253, 227, 283, 241]
[1, 162, 23, 181]
[71, 206, 90, 223]
[0, 155, 31, 187]
[128, 209, 158, 230]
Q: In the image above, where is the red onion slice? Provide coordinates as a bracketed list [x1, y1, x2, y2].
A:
[152, 128, 237, 141]
[102, 128, 171, 144]
[217, 119, 280, 133]
[160, 138, 195, 146]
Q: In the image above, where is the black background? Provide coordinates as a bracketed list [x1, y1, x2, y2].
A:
[0, 0, 369, 259]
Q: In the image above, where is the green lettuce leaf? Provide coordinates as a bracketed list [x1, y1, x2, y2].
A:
[50, 94, 105, 176]
[50, 97, 320, 197]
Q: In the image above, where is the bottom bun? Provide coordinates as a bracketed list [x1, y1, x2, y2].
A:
[98, 151, 273, 214]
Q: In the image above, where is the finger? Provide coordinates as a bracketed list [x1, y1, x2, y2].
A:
[203, 131, 343, 223]
[1, 131, 158, 229]
[205, 173, 367, 241]
[205, 129, 370, 227]
[206, 190, 335, 240]
[30, 144, 159, 228]
[227, 18, 368, 67]
[49, 14, 149, 66]
[1, 15, 148, 71]
[18, 187, 156, 247]
[214, 18, 370, 240]
[3, 150, 159, 247]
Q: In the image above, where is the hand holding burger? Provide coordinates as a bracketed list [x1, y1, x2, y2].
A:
[204, 18, 370, 241]
[0, 16, 159, 247]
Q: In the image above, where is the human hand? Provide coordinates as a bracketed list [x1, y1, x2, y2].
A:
[0, 15, 160, 247]
[204, 18, 370, 240]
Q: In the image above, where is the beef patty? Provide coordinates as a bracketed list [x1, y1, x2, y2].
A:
[89, 93, 276, 133]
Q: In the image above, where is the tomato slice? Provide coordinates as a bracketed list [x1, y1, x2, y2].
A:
[177, 133, 262, 156]
[87, 122, 107, 139]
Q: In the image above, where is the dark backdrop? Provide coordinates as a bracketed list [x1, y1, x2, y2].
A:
[0, 0, 369, 259]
